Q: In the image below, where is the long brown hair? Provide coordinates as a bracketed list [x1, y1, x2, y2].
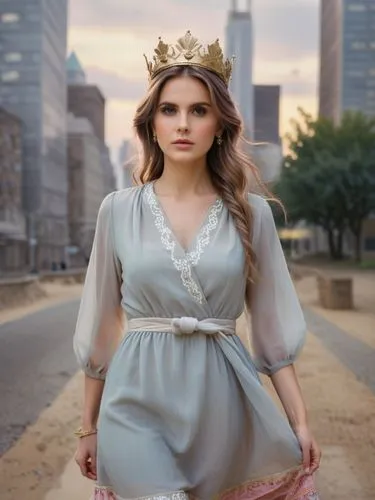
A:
[133, 65, 274, 305]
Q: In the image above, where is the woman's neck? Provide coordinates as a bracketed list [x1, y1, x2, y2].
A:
[155, 158, 216, 198]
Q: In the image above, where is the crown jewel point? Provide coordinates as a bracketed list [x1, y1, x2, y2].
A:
[144, 31, 233, 86]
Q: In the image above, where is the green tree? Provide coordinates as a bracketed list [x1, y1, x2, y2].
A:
[276, 109, 375, 261]
[333, 112, 375, 261]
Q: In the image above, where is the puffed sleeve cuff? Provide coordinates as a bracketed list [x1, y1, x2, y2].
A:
[73, 339, 109, 380]
[82, 364, 107, 381]
[254, 329, 306, 376]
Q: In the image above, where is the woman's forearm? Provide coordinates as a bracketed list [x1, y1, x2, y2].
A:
[270, 364, 308, 429]
[82, 374, 105, 428]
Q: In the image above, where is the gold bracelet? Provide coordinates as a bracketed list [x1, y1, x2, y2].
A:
[74, 427, 97, 439]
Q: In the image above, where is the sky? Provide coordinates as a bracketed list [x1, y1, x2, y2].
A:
[67, 0, 320, 162]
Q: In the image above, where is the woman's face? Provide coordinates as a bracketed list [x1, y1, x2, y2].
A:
[153, 75, 221, 164]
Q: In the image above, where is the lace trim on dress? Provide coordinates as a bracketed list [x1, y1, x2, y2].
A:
[92, 488, 189, 500]
[93, 466, 319, 499]
[145, 183, 223, 304]
[217, 465, 319, 499]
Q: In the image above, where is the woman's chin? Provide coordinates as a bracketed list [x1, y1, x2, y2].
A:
[164, 150, 208, 164]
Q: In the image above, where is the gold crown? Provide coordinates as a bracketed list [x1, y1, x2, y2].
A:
[144, 31, 234, 86]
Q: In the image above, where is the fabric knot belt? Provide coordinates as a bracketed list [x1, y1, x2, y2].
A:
[127, 317, 236, 336]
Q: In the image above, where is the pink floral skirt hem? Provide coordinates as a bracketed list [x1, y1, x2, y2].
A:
[91, 466, 319, 499]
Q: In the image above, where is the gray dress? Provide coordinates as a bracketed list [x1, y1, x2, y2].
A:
[73, 183, 319, 500]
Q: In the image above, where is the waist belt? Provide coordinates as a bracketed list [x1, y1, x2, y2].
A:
[127, 317, 236, 336]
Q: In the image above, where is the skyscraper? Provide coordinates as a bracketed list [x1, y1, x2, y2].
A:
[66, 53, 116, 195]
[254, 85, 281, 144]
[225, 1, 282, 182]
[66, 52, 116, 265]
[0, 1, 69, 269]
[68, 79, 106, 144]
[319, 0, 375, 122]
[226, 0, 254, 138]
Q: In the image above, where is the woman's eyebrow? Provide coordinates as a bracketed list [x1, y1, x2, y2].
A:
[158, 101, 212, 107]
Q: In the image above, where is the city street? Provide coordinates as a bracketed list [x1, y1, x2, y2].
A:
[0, 271, 374, 500]
[0, 300, 80, 455]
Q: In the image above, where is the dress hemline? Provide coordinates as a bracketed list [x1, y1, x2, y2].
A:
[92, 465, 319, 500]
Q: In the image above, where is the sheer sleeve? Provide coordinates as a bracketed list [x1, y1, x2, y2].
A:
[73, 192, 124, 380]
[248, 195, 306, 376]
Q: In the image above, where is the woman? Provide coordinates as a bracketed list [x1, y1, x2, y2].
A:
[73, 31, 321, 499]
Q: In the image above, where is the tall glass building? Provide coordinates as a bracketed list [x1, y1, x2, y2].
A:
[0, 0, 68, 269]
[226, 0, 254, 139]
[319, 0, 375, 121]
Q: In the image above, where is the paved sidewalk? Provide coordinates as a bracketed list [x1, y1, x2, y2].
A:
[295, 267, 375, 393]
[304, 307, 375, 394]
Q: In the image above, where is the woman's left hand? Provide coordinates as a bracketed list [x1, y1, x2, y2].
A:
[294, 424, 321, 475]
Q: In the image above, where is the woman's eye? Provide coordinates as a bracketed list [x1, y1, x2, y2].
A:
[192, 106, 207, 117]
[160, 105, 176, 115]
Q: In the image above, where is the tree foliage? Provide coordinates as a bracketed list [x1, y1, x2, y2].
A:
[275, 109, 375, 261]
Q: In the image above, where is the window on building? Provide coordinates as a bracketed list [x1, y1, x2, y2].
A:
[370, 42, 375, 50]
[1, 13, 20, 23]
[347, 4, 367, 12]
[1, 71, 20, 82]
[369, 69, 375, 76]
[348, 69, 365, 77]
[32, 53, 41, 63]
[8, 95, 20, 104]
[351, 41, 367, 50]
[27, 13, 39, 22]
[4, 52, 22, 63]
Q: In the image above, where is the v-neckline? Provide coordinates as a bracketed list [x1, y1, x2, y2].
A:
[148, 182, 223, 256]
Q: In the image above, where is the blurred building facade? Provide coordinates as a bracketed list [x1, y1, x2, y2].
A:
[226, 2, 282, 182]
[67, 113, 104, 266]
[254, 85, 281, 144]
[0, 1, 69, 271]
[0, 108, 27, 273]
[226, 0, 254, 139]
[319, 0, 375, 121]
[66, 52, 116, 264]
[67, 74, 106, 142]
[67, 52, 116, 195]
[101, 145, 117, 194]
[118, 139, 136, 189]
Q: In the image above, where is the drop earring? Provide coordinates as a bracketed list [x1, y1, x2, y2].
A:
[152, 132, 157, 143]
[216, 135, 223, 146]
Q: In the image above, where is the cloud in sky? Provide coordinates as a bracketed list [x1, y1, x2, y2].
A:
[68, 0, 320, 154]
[85, 67, 147, 101]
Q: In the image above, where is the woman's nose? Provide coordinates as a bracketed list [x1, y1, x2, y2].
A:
[177, 113, 189, 133]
